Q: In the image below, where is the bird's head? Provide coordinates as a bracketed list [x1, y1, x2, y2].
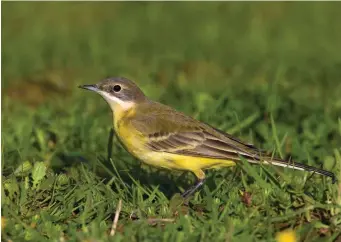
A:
[79, 77, 147, 112]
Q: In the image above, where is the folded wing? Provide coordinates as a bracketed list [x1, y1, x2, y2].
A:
[131, 104, 264, 162]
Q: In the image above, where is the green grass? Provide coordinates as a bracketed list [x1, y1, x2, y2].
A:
[2, 2, 341, 241]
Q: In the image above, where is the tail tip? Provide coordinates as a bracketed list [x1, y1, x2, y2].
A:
[332, 174, 337, 184]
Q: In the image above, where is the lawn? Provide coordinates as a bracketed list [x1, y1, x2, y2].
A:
[1, 2, 341, 241]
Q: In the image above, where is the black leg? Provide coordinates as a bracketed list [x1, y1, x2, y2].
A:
[107, 128, 114, 161]
[181, 178, 205, 199]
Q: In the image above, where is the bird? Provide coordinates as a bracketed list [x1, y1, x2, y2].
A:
[79, 77, 336, 199]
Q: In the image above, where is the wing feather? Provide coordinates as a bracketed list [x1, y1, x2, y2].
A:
[130, 105, 262, 160]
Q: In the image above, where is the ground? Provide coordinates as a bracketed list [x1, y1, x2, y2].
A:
[2, 2, 341, 241]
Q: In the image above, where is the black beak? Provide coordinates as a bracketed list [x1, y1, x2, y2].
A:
[78, 84, 99, 92]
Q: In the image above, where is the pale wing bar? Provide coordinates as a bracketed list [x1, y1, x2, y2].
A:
[146, 128, 260, 161]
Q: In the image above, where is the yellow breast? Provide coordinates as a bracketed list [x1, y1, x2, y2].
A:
[113, 107, 144, 156]
[112, 106, 236, 174]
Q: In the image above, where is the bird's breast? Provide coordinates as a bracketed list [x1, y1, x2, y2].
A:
[114, 117, 171, 168]
[114, 116, 147, 156]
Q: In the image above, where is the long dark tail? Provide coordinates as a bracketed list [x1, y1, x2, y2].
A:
[204, 122, 337, 183]
[248, 158, 336, 183]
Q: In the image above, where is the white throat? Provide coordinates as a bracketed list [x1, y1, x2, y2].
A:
[98, 91, 135, 111]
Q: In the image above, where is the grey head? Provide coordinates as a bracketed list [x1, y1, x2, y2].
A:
[79, 77, 148, 108]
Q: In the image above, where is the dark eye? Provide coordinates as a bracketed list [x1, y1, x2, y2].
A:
[113, 85, 121, 92]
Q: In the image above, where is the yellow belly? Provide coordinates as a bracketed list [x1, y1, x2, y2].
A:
[138, 151, 236, 171]
[114, 111, 236, 177]
[115, 122, 236, 172]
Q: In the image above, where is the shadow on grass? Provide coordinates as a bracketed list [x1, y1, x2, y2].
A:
[103, 129, 228, 200]
[54, 129, 192, 199]
[55, 128, 237, 200]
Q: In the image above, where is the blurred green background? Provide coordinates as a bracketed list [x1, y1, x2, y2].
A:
[2, 2, 341, 241]
[3, 2, 341, 104]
